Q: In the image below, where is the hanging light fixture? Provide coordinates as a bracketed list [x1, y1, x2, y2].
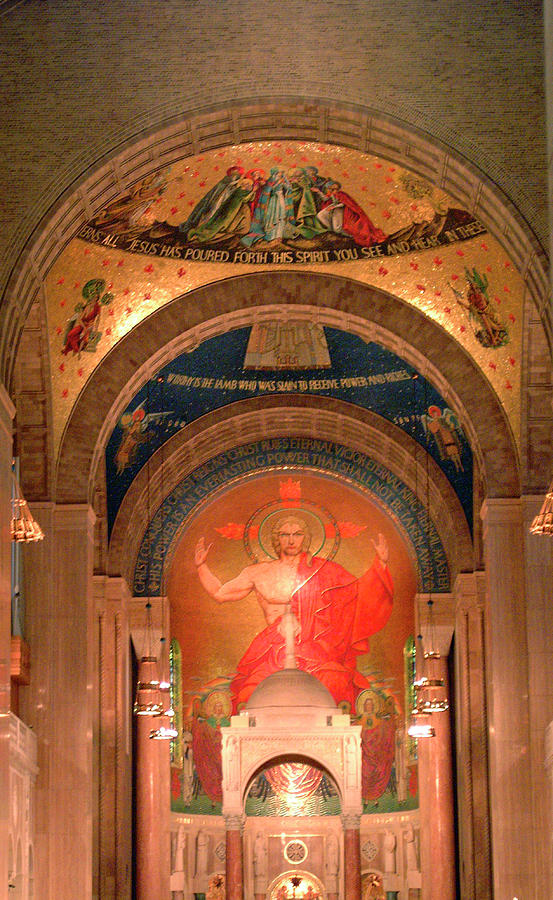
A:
[407, 705, 436, 739]
[418, 600, 449, 714]
[408, 634, 439, 738]
[150, 660, 178, 739]
[133, 376, 164, 718]
[529, 480, 553, 534]
[148, 373, 178, 740]
[150, 723, 178, 740]
[134, 600, 164, 717]
[11, 460, 44, 542]
[149, 631, 178, 739]
[407, 373, 433, 739]
[407, 373, 449, 738]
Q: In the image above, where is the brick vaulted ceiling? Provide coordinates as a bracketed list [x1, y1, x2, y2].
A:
[3, 2, 550, 580]
[11, 113, 551, 583]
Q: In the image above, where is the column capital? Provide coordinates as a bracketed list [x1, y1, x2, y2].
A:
[224, 814, 245, 833]
[52, 503, 96, 532]
[453, 571, 486, 614]
[480, 497, 522, 526]
[341, 813, 361, 830]
[93, 574, 132, 608]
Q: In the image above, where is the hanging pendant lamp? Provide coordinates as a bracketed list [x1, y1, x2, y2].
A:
[146, 374, 179, 740]
[11, 461, 43, 542]
[407, 373, 450, 736]
[530, 482, 553, 534]
[134, 601, 164, 717]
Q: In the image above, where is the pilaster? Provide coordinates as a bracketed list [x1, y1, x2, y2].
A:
[453, 571, 491, 900]
[93, 576, 133, 900]
[20, 503, 95, 900]
[522, 496, 553, 898]
[341, 814, 361, 900]
[480, 498, 533, 899]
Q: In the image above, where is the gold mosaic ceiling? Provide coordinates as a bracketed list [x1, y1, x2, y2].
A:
[46, 141, 523, 455]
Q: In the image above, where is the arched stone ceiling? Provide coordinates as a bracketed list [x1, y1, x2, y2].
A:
[1, 0, 547, 325]
[54, 272, 517, 508]
[106, 398, 473, 592]
[44, 138, 526, 452]
[4, 103, 548, 395]
[11, 113, 549, 517]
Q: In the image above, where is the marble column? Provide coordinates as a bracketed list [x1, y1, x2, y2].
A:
[522, 496, 553, 897]
[20, 503, 96, 900]
[131, 595, 171, 900]
[225, 815, 244, 900]
[417, 655, 455, 900]
[481, 499, 533, 899]
[0, 385, 14, 900]
[93, 576, 132, 900]
[415, 594, 455, 900]
[453, 572, 491, 900]
[342, 813, 361, 900]
[135, 656, 172, 900]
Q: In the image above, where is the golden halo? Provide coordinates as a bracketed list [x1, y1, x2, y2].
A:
[355, 688, 381, 717]
[203, 689, 231, 719]
[243, 497, 340, 563]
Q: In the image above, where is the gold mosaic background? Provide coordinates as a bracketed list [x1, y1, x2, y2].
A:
[168, 470, 416, 707]
[46, 141, 523, 455]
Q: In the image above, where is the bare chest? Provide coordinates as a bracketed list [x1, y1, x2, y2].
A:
[252, 561, 303, 604]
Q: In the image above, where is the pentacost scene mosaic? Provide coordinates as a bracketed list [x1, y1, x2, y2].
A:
[47, 140, 522, 453]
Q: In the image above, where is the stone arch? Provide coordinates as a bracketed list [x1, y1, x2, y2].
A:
[2, 97, 547, 391]
[9, 100, 547, 511]
[267, 869, 326, 900]
[107, 404, 471, 592]
[223, 726, 361, 819]
[55, 272, 517, 510]
[93, 300, 484, 481]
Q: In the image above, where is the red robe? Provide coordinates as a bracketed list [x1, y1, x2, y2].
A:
[361, 715, 396, 801]
[322, 191, 387, 247]
[230, 553, 393, 712]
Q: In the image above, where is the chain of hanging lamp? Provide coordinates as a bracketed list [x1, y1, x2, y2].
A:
[133, 375, 164, 718]
[407, 373, 449, 740]
[149, 373, 178, 741]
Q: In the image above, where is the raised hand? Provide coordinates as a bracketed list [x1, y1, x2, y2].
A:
[371, 532, 389, 565]
[194, 536, 212, 567]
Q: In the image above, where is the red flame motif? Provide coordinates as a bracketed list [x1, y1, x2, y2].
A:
[279, 478, 302, 501]
[215, 522, 245, 540]
[337, 521, 367, 538]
